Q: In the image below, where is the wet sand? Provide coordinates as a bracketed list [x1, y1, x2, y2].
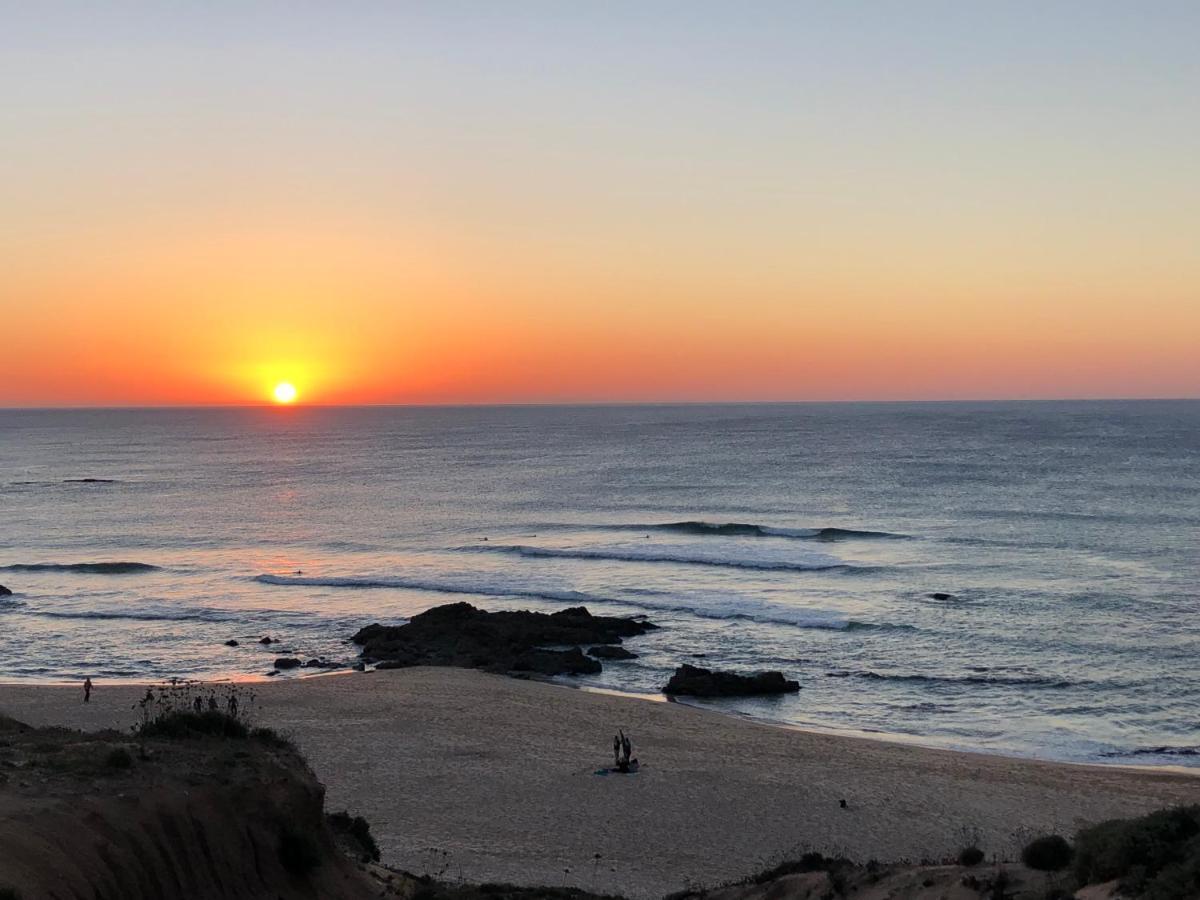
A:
[2, 668, 1195, 898]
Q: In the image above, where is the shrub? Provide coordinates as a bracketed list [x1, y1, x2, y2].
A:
[750, 851, 854, 885]
[1074, 805, 1200, 899]
[104, 747, 133, 769]
[958, 845, 985, 867]
[0, 887, 23, 900]
[1022, 834, 1074, 872]
[328, 810, 381, 862]
[138, 710, 248, 740]
[277, 823, 321, 877]
[250, 726, 294, 750]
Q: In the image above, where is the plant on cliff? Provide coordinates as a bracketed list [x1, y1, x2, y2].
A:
[1073, 805, 1200, 899]
[1021, 834, 1073, 871]
[327, 810, 381, 862]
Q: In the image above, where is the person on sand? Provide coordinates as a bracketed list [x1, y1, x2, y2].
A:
[83, 677, 92, 703]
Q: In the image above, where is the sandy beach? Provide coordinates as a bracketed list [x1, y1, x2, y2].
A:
[2, 668, 1195, 898]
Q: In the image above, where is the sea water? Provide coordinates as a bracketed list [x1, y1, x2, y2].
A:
[1, 402, 1197, 766]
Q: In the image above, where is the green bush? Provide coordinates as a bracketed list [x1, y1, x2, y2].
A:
[0, 886, 24, 900]
[1074, 805, 1200, 899]
[104, 747, 133, 769]
[958, 845, 985, 867]
[277, 823, 321, 877]
[1022, 834, 1073, 871]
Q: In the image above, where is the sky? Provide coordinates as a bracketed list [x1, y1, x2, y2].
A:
[2, 1, 1198, 406]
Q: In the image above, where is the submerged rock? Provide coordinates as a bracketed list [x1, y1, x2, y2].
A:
[258, 636, 275, 645]
[663, 663, 800, 697]
[274, 657, 302, 670]
[352, 602, 655, 677]
[927, 592, 956, 601]
[224, 639, 239, 647]
[587, 645, 637, 660]
[303, 658, 341, 669]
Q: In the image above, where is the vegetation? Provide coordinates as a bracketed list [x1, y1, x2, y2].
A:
[1073, 805, 1200, 899]
[1021, 834, 1073, 871]
[0, 887, 23, 900]
[129, 681, 294, 748]
[327, 810, 381, 862]
[104, 747, 133, 769]
[957, 845, 985, 867]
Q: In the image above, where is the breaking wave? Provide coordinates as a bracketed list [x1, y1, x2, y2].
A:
[461, 543, 851, 572]
[254, 573, 606, 606]
[0, 562, 160, 574]
[254, 573, 903, 631]
[824, 670, 1079, 689]
[633, 522, 906, 540]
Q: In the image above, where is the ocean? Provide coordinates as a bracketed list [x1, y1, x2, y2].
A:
[1, 401, 1197, 767]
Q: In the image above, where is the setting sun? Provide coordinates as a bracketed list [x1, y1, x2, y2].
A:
[272, 381, 298, 404]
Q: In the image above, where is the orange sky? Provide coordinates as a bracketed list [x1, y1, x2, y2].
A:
[2, 4, 1198, 406]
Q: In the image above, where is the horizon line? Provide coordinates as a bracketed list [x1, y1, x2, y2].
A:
[1, 395, 1198, 412]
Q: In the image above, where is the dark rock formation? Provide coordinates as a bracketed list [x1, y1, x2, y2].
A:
[258, 636, 274, 644]
[928, 592, 956, 601]
[274, 657, 302, 669]
[0, 584, 11, 596]
[303, 658, 341, 669]
[224, 639, 239, 647]
[352, 602, 655, 677]
[663, 663, 800, 697]
[587, 644, 637, 660]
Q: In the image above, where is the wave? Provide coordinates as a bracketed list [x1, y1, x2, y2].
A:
[1106, 745, 1200, 759]
[254, 573, 606, 606]
[824, 670, 1078, 688]
[0, 562, 160, 574]
[611, 522, 906, 540]
[462, 543, 850, 572]
[27, 608, 233, 624]
[254, 573, 902, 631]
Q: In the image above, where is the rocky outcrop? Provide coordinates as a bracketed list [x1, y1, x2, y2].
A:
[663, 664, 800, 697]
[0, 584, 11, 596]
[274, 657, 302, 669]
[587, 645, 637, 660]
[352, 602, 655, 677]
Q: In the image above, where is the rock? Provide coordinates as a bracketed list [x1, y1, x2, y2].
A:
[512, 647, 601, 676]
[273, 657, 302, 670]
[928, 592, 955, 601]
[302, 658, 341, 669]
[352, 662, 366, 671]
[0, 585, 11, 596]
[258, 636, 274, 645]
[663, 663, 800, 697]
[587, 645, 637, 660]
[351, 602, 655, 678]
[224, 639, 239, 647]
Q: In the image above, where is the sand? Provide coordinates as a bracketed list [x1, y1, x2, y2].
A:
[2, 668, 1196, 899]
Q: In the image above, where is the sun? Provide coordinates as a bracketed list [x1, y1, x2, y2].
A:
[272, 381, 298, 404]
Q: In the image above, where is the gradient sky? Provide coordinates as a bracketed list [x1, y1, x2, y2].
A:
[2, 1, 1198, 405]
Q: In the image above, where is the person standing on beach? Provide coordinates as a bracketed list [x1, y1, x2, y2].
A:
[83, 677, 92, 703]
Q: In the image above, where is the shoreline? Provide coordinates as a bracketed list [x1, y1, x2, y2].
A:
[2, 666, 1197, 897]
[4, 667, 1196, 776]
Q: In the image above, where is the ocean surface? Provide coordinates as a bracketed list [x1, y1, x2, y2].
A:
[1, 402, 1197, 767]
